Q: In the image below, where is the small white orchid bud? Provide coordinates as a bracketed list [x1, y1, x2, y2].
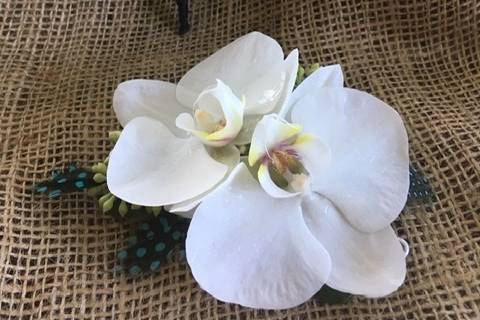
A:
[176, 80, 245, 147]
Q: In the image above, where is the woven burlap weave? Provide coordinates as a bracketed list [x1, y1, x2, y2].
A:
[1, 0, 479, 319]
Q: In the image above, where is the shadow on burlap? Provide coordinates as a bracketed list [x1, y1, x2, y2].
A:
[0, 0, 479, 319]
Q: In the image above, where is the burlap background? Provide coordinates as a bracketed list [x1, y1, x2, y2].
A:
[1, 0, 479, 319]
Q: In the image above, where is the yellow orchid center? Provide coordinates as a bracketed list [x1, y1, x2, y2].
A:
[247, 114, 328, 198]
[260, 135, 311, 193]
[194, 109, 227, 134]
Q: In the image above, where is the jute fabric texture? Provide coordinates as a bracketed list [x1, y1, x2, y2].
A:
[1, 0, 479, 319]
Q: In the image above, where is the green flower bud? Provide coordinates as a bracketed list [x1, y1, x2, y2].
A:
[305, 63, 320, 76]
[118, 201, 129, 217]
[152, 207, 162, 216]
[102, 195, 115, 213]
[98, 192, 112, 207]
[87, 183, 107, 196]
[93, 173, 106, 183]
[92, 162, 107, 175]
[131, 204, 142, 210]
[109, 131, 122, 142]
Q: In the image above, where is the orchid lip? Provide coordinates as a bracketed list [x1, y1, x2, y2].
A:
[260, 143, 310, 194]
[260, 145, 300, 165]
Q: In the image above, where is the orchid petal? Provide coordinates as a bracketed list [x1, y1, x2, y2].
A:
[231, 51, 299, 145]
[248, 114, 302, 166]
[292, 134, 331, 180]
[302, 194, 407, 297]
[176, 32, 285, 111]
[232, 114, 260, 145]
[280, 64, 344, 118]
[106, 117, 228, 206]
[167, 145, 240, 213]
[242, 49, 299, 115]
[113, 80, 189, 137]
[186, 164, 331, 309]
[291, 88, 409, 233]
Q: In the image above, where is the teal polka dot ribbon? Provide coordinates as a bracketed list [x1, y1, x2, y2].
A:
[34, 163, 96, 198]
[114, 212, 190, 277]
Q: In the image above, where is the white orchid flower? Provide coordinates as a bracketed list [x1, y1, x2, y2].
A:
[186, 85, 410, 309]
[106, 32, 299, 212]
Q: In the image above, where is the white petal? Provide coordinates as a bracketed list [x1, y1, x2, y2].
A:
[270, 49, 299, 114]
[176, 32, 284, 108]
[167, 145, 240, 213]
[208, 144, 241, 170]
[222, 51, 298, 146]
[248, 114, 302, 166]
[280, 64, 344, 118]
[257, 163, 300, 198]
[232, 114, 260, 145]
[113, 80, 189, 137]
[291, 88, 409, 233]
[186, 164, 332, 309]
[166, 193, 203, 213]
[292, 134, 331, 179]
[175, 112, 198, 133]
[106, 117, 228, 206]
[301, 194, 406, 297]
[242, 49, 299, 115]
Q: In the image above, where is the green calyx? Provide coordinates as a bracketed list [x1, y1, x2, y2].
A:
[108, 130, 122, 143]
[305, 63, 320, 76]
[295, 63, 321, 86]
[295, 66, 305, 86]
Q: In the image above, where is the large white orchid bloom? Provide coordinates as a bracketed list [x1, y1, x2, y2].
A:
[107, 32, 299, 210]
[186, 85, 410, 309]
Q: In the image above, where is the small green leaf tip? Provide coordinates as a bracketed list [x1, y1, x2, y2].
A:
[93, 173, 106, 183]
[305, 63, 320, 76]
[109, 131, 122, 142]
[119, 200, 129, 216]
